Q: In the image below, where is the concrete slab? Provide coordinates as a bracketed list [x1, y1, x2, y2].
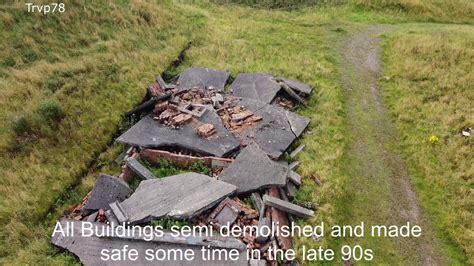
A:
[110, 172, 237, 224]
[278, 77, 312, 95]
[230, 73, 281, 104]
[289, 144, 305, 159]
[231, 98, 310, 158]
[116, 110, 240, 157]
[208, 198, 241, 227]
[255, 217, 270, 243]
[126, 157, 156, 180]
[263, 195, 314, 218]
[288, 170, 301, 186]
[289, 161, 299, 171]
[51, 219, 247, 265]
[218, 145, 288, 194]
[251, 193, 263, 215]
[285, 182, 298, 200]
[177, 67, 229, 91]
[82, 174, 132, 214]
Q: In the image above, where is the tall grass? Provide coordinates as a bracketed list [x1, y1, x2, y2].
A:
[352, 0, 474, 23]
[0, 1, 203, 263]
[212, 0, 474, 23]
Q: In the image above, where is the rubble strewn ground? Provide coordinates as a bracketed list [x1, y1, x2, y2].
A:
[52, 67, 315, 265]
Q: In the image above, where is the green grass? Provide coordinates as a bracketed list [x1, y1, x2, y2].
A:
[0, 0, 472, 264]
[0, 1, 204, 264]
[380, 25, 474, 264]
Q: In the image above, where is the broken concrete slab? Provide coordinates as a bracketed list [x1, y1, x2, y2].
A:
[126, 157, 156, 180]
[250, 259, 268, 266]
[231, 74, 312, 106]
[280, 82, 306, 106]
[289, 144, 305, 159]
[82, 174, 132, 214]
[208, 198, 241, 227]
[251, 193, 263, 215]
[263, 195, 314, 218]
[51, 219, 247, 265]
[116, 110, 240, 157]
[288, 170, 301, 186]
[230, 73, 281, 104]
[104, 209, 119, 225]
[85, 211, 98, 222]
[289, 161, 299, 171]
[230, 98, 310, 158]
[177, 67, 230, 92]
[110, 172, 237, 224]
[218, 145, 288, 194]
[256, 217, 270, 243]
[285, 182, 298, 200]
[277, 77, 312, 95]
[124, 93, 172, 117]
[140, 149, 233, 169]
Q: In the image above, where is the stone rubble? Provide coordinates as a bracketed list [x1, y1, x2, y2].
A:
[53, 67, 316, 265]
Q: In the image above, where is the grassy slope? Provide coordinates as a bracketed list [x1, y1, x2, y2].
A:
[351, 0, 474, 24]
[0, 1, 203, 263]
[381, 25, 474, 264]
[0, 0, 473, 265]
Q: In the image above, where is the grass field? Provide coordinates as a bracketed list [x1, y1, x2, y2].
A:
[0, 1, 472, 265]
[381, 25, 474, 263]
[0, 1, 204, 263]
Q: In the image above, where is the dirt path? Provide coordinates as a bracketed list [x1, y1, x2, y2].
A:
[338, 26, 442, 265]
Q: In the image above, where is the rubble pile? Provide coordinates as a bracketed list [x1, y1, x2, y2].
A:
[52, 67, 316, 265]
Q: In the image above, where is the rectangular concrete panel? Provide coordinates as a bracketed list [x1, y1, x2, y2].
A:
[230, 98, 310, 159]
[51, 219, 247, 265]
[116, 110, 240, 158]
[218, 145, 288, 195]
[110, 172, 237, 224]
[177, 67, 230, 92]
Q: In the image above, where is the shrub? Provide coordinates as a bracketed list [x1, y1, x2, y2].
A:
[11, 114, 33, 136]
[39, 100, 65, 122]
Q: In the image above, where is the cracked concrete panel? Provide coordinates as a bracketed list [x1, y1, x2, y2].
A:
[126, 157, 156, 180]
[263, 195, 314, 218]
[82, 174, 132, 214]
[116, 110, 240, 158]
[233, 98, 310, 158]
[278, 77, 312, 95]
[177, 67, 230, 91]
[51, 219, 247, 266]
[219, 145, 288, 194]
[110, 172, 237, 224]
[230, 73, 281, 104]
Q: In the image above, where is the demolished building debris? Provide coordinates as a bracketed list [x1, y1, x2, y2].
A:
[263, 194, 314, 218]
[126, 157, 157, 180]
[226, 98, 310, 158]
[231, 73, 282, 104]
[110, 172, 237, 224]
[53, 67, 316, 265]
[230, 73, 312, 107]
[177, 67, 229, 92]
[219, 144, 288, 194]
[116, 113, 240, 158]
[51, 219, 247, 266]
[82, 174, 132, 214]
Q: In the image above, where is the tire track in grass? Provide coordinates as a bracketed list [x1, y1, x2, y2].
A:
[337, 25, 442, 265]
